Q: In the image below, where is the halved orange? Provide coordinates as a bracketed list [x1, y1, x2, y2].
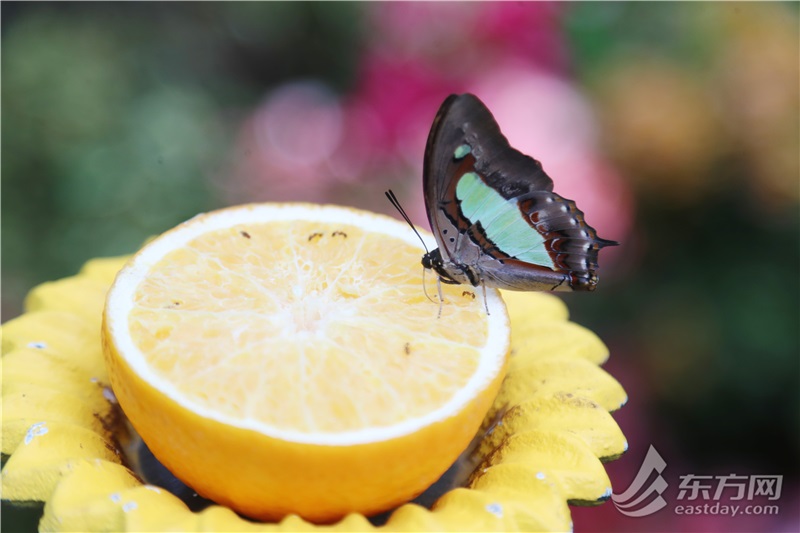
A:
[102, 203, 510, 522]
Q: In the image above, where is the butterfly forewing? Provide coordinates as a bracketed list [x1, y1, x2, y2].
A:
[422, 93, 616, 292]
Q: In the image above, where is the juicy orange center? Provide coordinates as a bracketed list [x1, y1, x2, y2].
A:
[128, 221, 488, 433]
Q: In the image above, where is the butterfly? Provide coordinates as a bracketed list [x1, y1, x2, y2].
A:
[417, 93, 616, 298]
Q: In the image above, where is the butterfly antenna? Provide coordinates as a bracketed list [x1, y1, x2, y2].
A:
[385, 190, 429, 254]
[386, 190, 437, 305]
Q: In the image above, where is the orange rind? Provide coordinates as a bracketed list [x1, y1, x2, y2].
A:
[1, 204, 627, 531]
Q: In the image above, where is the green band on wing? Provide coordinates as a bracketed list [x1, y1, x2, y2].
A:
[456, 172, 553, 268]
[454, 144, 471, 160]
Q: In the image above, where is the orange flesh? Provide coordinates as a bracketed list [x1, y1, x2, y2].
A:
[128, 221, 488, 433]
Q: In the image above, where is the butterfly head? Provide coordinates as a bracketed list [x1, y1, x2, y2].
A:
[422, 248, 461, 285]
[421, 250, 435, 270]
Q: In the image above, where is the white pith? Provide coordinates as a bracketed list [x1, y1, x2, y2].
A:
[105, 203, 509, 446]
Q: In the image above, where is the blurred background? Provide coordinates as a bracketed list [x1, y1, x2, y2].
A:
[2, 2, 798, 532]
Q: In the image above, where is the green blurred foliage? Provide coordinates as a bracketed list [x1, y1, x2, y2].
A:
[2, 2, 363, 318]
[563, 2, 800, 474]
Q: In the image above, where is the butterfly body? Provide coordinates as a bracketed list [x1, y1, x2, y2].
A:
[423, 94, 616, 293]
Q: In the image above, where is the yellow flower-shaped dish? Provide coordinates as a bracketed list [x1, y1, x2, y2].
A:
[1, 256, 627, 531]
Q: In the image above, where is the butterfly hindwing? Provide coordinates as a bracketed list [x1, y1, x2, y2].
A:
[422, 93, 615, 292]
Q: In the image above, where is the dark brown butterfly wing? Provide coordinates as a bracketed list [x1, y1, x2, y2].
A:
[422, 93, 615, 291]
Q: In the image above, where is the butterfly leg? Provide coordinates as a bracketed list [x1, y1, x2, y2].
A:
[436, 277, 445, 318]
[434, 275, 460, 318]
[480, 278, 490, 316]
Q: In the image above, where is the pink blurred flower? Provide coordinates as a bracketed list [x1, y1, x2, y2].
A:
[226, 81, 346, 203]
[365, 2, 568, 74]
[226, 2, 634, 256]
